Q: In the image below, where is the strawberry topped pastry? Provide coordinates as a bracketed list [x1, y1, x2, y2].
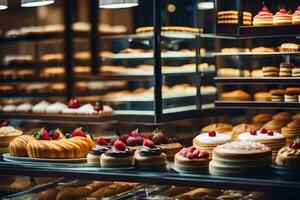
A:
[276, 138, 300, 168]
[253, 6, 273, 26]
[174, 146, 209, 174]
[100, 139, 134, 168]
[273, 8, 292, 25]
[134, 139, 167, 170]
[87, 136, 110, 166]
[8, 127, 94, 159]
[292, 6, 300, 24]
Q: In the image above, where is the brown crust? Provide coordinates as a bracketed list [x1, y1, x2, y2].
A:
[252, 113, 273, 124]
[270, 89, 285, 95]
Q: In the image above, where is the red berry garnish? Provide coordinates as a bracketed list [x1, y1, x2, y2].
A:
[267, 130, 274, 136]
[40, 128, 51, 140]
[192, 149, 200, 158]
[250, 129, 257, 135]
[68, 97, 80, 109]
[143, 139, 156, 148]
[279, 8, 287, 14]
[141, 132, 154, 140]
[96, 136, 107, 145]
[198, 151, 209, 159]
[51, 129, 61, 140]
[119, 134, 129, 144]
[208, 131, 216, 137]
[179, 148, 188, 157]
[114, 139, 126, 151]
[297, 6, 300, 11]
[94, 101, 104, 112]
[187, 152, 195, 159]
[71, 127, 87, 138]
[260, 128, 267, 134]
[152, 133, 166, 145]
[128, 129, 140, 137]
[126, 136, 143, 146]
[261, 6, 268, 12]
[0, 120, 9, 127]
[188, 146, 196, 153]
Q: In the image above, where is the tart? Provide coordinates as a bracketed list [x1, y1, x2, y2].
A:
[209, 141, 272, 176]
[273, 8, 292, 25]
[174, 146, 209, 174]
[100, 139, 134, 168]
[292, 6, 300, 24]
[253, 6, 273, 26]
[134, 139, 167, 170]
[87, 137, 110, 166]
[275, 138, 300, 167]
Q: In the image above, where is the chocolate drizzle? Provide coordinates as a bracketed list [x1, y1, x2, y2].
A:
[89, 145, 109, 156]
[139, 146, 162, 156]
[105, 147, 133, 157]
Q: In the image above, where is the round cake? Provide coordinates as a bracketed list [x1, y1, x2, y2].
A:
[193, 131, 232, 156]
[237, 129, 286, 160]
[275, 138, 300, 168]
[174, 146, 209, 174]
[209, 141, 272, 176]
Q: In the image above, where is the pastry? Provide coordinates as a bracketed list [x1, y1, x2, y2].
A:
[45, 101, 67, 114]
[251, 69, 263, 77]
[44, 24, 64, 33]
[220, 47, 250, 53]
[0, 126, 23, 147]
[175, 188, 219, 199]
[253, 6, 273, 26]
[174, 146, 209, 174]
[89, 182, 134, 198]
[87, 137, 109, 166]
[16, 69, 34, 78]
[292, 67, 300, 77]
[193, 131, 232, 156]
[40, 53, 64, 62]
[23, 83, 49, 94]
[8, 135, 34, 157]
[100, 139, 134, 168]
[134, 139, 167, 170]
[285, 88, 300, 102]
[292, 112, 300, 121]
[72, 22, 91, 33]
[232, 123, 256, 135]
[40, 67, 65, 78]
[0, 85, 14, 94]
[252, 113, 273, 129]
[201, 123, 232, 133]
[0, 69, 16, 79]
[2, 105, 16, 112]
[263, 66, 279, 77]
[209, 141, 272, 176]
[270, 89, 284, 102]
[251, 47, 275, 52]
[262, 119, 288, 133]
[217, 10, 252, 25]
[217, 68, 250, 77]
[32, 100, 50, 113]
[292, 6, 300, 24]
[276, 138, 300, 168]
[254, 92, 271, 101]
[49, 83, 65, 93]
[279, 63, 294, 77]
[16, 103, 32, 112]
[273, 112, 291, 122]
[237, 128, 286, 160]
[136, 26, 202, 34]
[273, 8, 292, 25]
[220, 90, 251, 101]
[280, 43, 299, 52]
[74, 66, 91, 74]
[3, 54, 33, 65]
[281, 120, 300, 144]
[74, 51, 90, 61]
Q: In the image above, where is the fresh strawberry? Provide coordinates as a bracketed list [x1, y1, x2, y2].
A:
[119, 134, 129, 144]
[127, 136, 143, 146]
[96, 136, 107, 145]
[267, 130, 274, 136]
[94, 100, 104, 112]
[179, 148, 188, 157]
[187, 152, 195, 159]
[208, 131, 216, 137]
[51, 129, 62, 140]
[260, 128, 267, 134]
[128, 129, 140, 137]
[198, 151, 209, 159]
[152, 133, 166, 145]
[192, 149, 200, 158]
[143, 139, 156, 148]
[261, 6, 268, 12]
[68, 97, 80, 109]
[71, 127, 87, 138]
[0, 120, 9, 127]
[40, 128, 50, 140]
[141, 132, 154, 140]
[250, 129, 257, 135]
[114, 139, 126, 151]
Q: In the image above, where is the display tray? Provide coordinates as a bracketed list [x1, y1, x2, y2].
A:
[271, 165, 300, 176]
[215, 101, 300, 109]
[213, 51, 300, 57]
[214, 77, 300, 85]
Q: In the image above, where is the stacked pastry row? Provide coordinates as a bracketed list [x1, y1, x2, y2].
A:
[0, 83, 66, 95]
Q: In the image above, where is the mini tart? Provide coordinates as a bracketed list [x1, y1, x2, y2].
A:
[87, 145, 109, 166]
[275, 141, 300, 168]
[134, 146, 167, 170]
[273, 8, 292, 25]
[292, 6, 300, 24]
[100, 147, 133, 168]
[253, 6, 273, 26]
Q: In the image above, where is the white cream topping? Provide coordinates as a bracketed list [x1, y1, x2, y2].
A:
[32, 100, 50, 113]
[62, 108, 78, 114]
[16, 103, 32, 112]
[45, 102, 67, 113]
[2, 105, 16, 112]
[77, 104, 97, 114]
[101, 105, 113, 113]
[238, 131, 284, 141]
[195, 132, 231, 144]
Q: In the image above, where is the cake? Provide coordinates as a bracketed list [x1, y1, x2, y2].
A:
[252, 113, 272, 129]
[134, 139, 167, 170]
[285, 88, 300, 102]
[237, 128, 286, 160]
[100, 139, 134, 168]
[253, 6, 273, 26]
[270, 89, 284, 102]
[16, 103, 32, 112]
[174, 146, 209, 174]
[209, 141, 272, 176]
[292, 6, 300, 24]
[0, 126, 23, 147]
[281, 120, 300, 144]
[280, 43, 299, 52]
[45, 102, 67, 114]
[32, 100, 50, 113]
[273, 8, 292, 25]
[87, 137, 110, 166]
[279, 63, 294, 77]
[201, 123, 233, 133]
[220, 90, 251, 101]
[193, 131, 232, 156]
[275, 138, 300, 168]
[263, 66, 279, 77]
[8, 127, 94, 159]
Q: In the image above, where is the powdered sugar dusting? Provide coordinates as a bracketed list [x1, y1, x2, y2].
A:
[216, 141, 269, 153]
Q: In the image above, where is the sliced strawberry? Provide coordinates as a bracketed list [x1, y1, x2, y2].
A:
[187, 152, 195, 159]
[114, 139, 126, 151]
[96, 136, 107, 145]
[179, 148, 188, 157]
[143, 139, 156, 148]
[188, 146, 196, 153]
[40, 128, 50, 140]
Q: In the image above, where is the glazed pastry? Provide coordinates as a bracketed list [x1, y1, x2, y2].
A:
[237, 128, 286, 160]
[253, 6, 273, 26]
[270, 89, 284, 102]
[87, 137, 109, 166]
[276, 138, 300, 167]
[292, 6, 300, 24]
[280, 43, 299, 52]
[8, 135, 33, 157]
[0, 126, 23, 147]
[201, 123, 232, 133]
[209, 141, 272, 176]
[100, 139, 134, 168]
[273, 8, 292, 25]
[279, 63, 294, 77]
[263, 66, 279, 77]
[281, 120, 300, 144]
[220, 90, 251, 101]
[193, 131, 232, 156]
[251, 46, 275, 52]
[174, 146, 209, 174]
[32, 100, 50, 113]
[45, 101, 67, 114]
[16, 103, 32, 112]
[134, 139, 167, 170]
[252, 113, 272, 129]
[89, 182, 135, 198]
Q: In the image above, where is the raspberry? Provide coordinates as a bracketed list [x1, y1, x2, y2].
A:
[250, 129, 257, 135]
[208, 131, 216, 137]
[267, 130, 274, 136]
[260, 128, 267, 134]
[114, 139, 126, 151]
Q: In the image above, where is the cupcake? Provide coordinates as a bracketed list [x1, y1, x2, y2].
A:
[273, 8, 292, 25]
[100, 139, 134, 168]
[292, 6, 300, 24]
[32, 100, 50, 114]
[174, 146, 209, 174]
[253, 6, 273, 26]
[134, 139, 167, 170]
[87, 137, 110, 166]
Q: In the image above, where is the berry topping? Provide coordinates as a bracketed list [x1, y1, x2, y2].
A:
[141, 132, 154, 140]
[110, 136, 118, 145]
[152, 132, 166, 145]
[119, 134, 130, 144]
[208, 131, 216, 137]
[187, 152, 197, 159]
[71, 127, 87, 138]
[68, 97, 80, 109]
[96, 136, 107, 145]
[94, 100, 104, 112]
[250, 129, 257, 136]
[179, 148, 188, 157]
[126, 136, 143, 146]
[297, 6, 300, 11]
[279, 8, 287, 14]
[188, 146, 196, 153]
[261, 6, 268, 12]
[50, 129, 62, 140]
[143, 139, 156, 148]
[267, 130, 274, 136]
[33, 128, 50, 140]
[198, 151, 209, 159]
[0, 120, 9, 127]
[260, 128, 267, 134]
[179, 146, 209, 160]
[128, 129, 140, 137]
[114, 139, 126, 151]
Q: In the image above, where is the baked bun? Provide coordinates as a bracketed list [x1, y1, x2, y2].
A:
[220, 90, 251, 101]
[201, 123, 232, 133]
